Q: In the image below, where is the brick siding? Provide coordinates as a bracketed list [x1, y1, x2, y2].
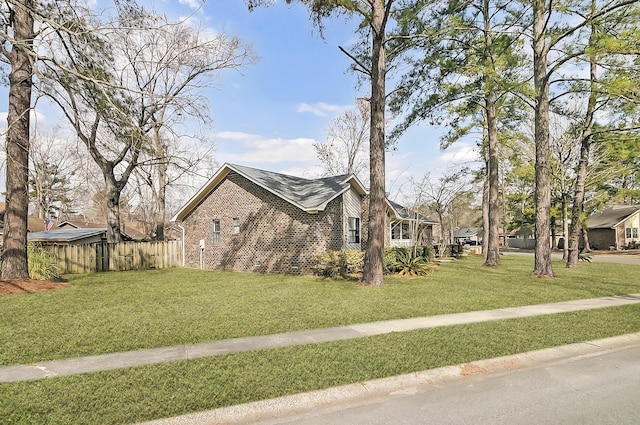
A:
[181, 171, 344, 274]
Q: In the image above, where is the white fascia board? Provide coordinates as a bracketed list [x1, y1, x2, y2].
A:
[170, 164, 232, 222]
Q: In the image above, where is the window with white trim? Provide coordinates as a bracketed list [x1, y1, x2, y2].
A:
[348, 217, 360, 243]
[233, 218, 240, 234]
[213, 219, 221, 244]
[391, 223, 410, 240]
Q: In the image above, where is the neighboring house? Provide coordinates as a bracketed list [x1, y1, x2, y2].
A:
[586, 205, 640, 250]
[506, 226, 536, 249]
[0, 202, 47, 234]
[453, 227, 481, 245]
[387, 200, 437, 248]
[57, 220, 146, 241]
[28, 228, 109, 245]
[171, 163, 437, 274]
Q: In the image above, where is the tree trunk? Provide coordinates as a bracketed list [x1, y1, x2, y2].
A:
[2, 0, 35, 280]
[562, 196, 568, 260]
[567, 19, 597, 268]
[582, 228, 591, 252]
[532, 0, 555, 277]
[362, 1, 387, 287]
[484, 93, 500, 266]
[501, 159, 509, 248]
[481, 162, 489, 256]
[154, 160, 167, 240]
[104, 174, 123, 243]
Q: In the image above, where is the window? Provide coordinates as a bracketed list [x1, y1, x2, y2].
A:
[627, 228, 632, 239]
[233, 218, 240, 234]
[213, 219, 221, 244]
[634, 228, 639, 238]
[348, 217, 360, 243]
[391, 223, 410, 240]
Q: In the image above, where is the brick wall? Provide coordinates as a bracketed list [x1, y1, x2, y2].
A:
[181, 171, 344, 274]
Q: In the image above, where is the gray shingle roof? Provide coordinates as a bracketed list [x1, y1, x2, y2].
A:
[586, 205, 640, 229]
[454, 227, 480, 238]
[27, 228, 107, 242]
[387, 199, 437, 223]
[171, 163, 438, 225]
[230, 164, 353, 211]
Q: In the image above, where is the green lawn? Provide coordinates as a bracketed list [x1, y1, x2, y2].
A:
[1, 255, 639, 366]
[1, 305, 639, 425]
[2, 256, 640, 424]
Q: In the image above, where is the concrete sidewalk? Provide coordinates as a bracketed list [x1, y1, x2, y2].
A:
[1, 293, 639, 384]
[138, 332, 640, 425]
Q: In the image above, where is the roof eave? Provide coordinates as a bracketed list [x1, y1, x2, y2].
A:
[612, 209, 640, 228]
[170, 165, 232, 222]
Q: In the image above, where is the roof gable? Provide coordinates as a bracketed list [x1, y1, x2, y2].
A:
[586, 205, 640, 229]
[171, 163, 367, 222]
[386, 199, 438, 224]
[454, 227, 480, 238]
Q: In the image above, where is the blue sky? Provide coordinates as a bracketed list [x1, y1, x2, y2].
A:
[1, 0, 481, 202]
[195, 0, 480, 198]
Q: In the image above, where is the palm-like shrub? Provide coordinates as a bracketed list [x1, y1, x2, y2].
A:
[391, 249, 431, 277]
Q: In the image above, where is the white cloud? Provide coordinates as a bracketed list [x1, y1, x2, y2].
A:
[0, 110, 47, 128]
[435, 143, 480, 167]
[215, 131, 318, 166]
[297, 102, 350, 117]
[178, 0, 202, 10]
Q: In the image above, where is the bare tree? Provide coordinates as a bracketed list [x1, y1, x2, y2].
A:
[549, 120, 580, 260]
[118, 14, 253, 240]
[29, 127, 82, 221]
[314, 98, 369, 183]
[1, 0, 35, 279]
[420, 168, 472, 253]
[39, 2, 251, 242]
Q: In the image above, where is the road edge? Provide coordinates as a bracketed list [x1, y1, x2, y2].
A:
[137, 332, 640, 425]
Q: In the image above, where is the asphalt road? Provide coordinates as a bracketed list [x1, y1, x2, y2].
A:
[259, 345, 640, 425]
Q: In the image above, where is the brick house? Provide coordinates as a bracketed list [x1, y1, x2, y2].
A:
[586, 205, 640, 250]
[171, 163, 437, 274]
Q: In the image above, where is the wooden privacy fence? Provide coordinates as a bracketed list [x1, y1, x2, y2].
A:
[45, 241, 182, 274]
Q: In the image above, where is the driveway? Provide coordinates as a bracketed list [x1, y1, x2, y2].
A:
[501, 250, 640, 265]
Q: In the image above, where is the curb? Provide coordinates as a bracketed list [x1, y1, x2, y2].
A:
[136, 332, 640, 425]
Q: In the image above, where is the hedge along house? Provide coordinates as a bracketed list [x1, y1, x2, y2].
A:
[171, 163, 437, 274]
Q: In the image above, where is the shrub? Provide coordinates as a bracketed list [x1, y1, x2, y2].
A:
[627, 241, 640, 250]
[28, 243, 61, 281]
[383, 247, 433, 276]
[312, 250, 364, 278]
[342, 249, 365, 274]
[421, 245, 434, 262]
[383, 249, 400, 274]
[391, 248, 431, 277]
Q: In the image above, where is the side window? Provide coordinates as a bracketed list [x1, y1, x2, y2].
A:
[391, 223, 400, 240]
[633, 228, 639, 238]
[402, 223, 410, 240]
[626, 228, 632, 239]
[348, 217, 360, 243]
[213, 219, 221, 244]
[233, 218, 240, 234]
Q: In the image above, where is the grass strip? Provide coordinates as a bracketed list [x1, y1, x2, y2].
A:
[1, 256, 639, 366]
[2, 304, 639, 425]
